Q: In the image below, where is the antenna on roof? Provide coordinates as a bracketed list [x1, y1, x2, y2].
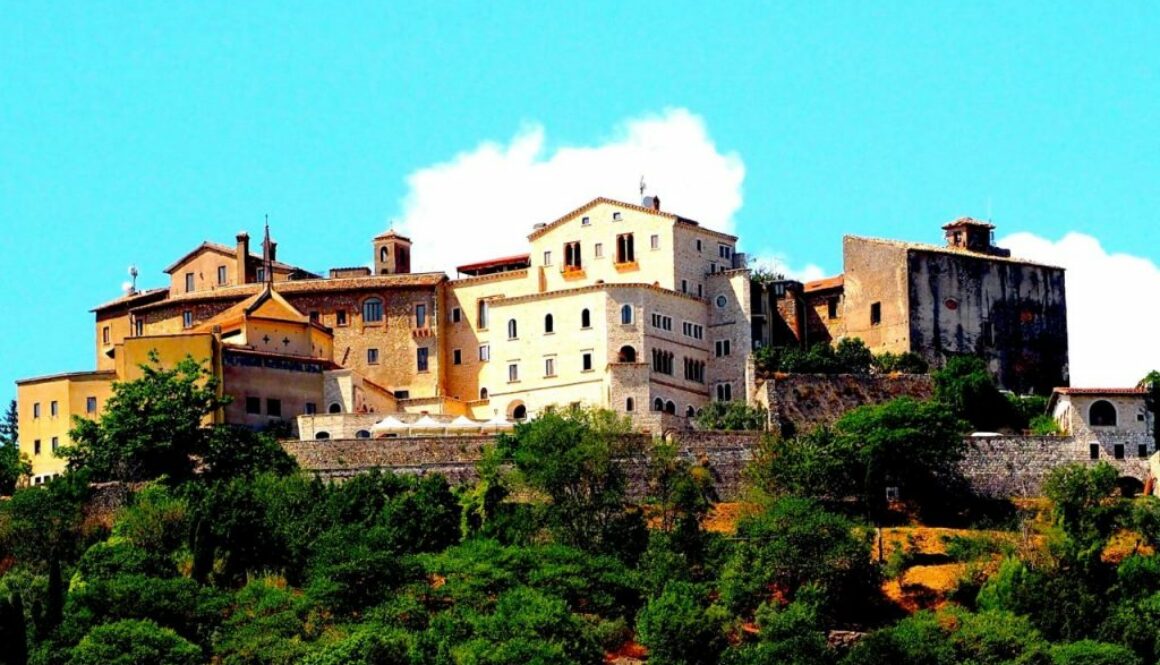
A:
[639, 175, 647, 197]
[127, 265, 138, 294]
[262, 214, 273, 286]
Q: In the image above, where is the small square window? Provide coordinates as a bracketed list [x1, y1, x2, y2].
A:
[395, 390, 410, 399]
[183, 311, 193, 328]
[1114, 443, 1125, 460]
[594, 243, 603, 258]
[479, 345, 490, 362]
[1139, 444, 1149, 458]
[650, 234, 660, 250]
[309, 311, 320, 323]
[1089, 443, 1100, 460]
[267, 399, 282, 418]
[581, 216, 591, 226]
[86, 396, 97, 414]
[870, 302, 882, 326]
[1138, 413, 1146, 422]
[543, 250, 552, 266]
[582, 352, 593, 372]
[245, 397, 261, 415]
[453, 349, 462, 365]
[305, 402, 317, 415]
[612, 211, 622, 221]
[452, 307, 461, 323]
[367, 348, 380, 364]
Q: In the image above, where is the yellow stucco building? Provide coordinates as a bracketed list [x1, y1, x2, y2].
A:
[16, 196, 755, 483]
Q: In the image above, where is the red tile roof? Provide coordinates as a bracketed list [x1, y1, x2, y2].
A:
[804, 275, 844, 292]
[1053, 387, 1146, 396]
[456, 254, 531, 274]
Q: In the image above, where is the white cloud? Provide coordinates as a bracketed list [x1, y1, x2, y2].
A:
[393, 108, 745, 273]
[1002, 231, 1160, 387]
[748, 252, 829, 283]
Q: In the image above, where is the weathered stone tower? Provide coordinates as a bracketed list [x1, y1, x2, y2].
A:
[373, 228, 412, 275]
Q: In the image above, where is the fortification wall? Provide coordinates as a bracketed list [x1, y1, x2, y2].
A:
[960, 436, 1149, 497]
[758, 373, 934, 433]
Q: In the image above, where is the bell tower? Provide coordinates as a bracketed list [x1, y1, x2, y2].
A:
[373, 228, 412, 275]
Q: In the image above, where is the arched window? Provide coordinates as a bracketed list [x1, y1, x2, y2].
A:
[686, 406, 695, 417]
[653, 397, 664, 412]
[328, 402, 342, 414]
[665, 400, 676, 415]
[355, 430, 371, 439]
[480, 387, 489, 400]
[544, 314, 554, 334]
[625, 397, 635, 412]
[1090, 400, 1117, 427]
[380, 247, 388, 263]
[620, 304, 633, 324]
[581, 309, 591, 329]
[315, 431, 330, 440]
[618, 345, 637, 362]
[362, 297, 384, 323]
[508, 319, 518, 339]
[512, 404, 528, 421]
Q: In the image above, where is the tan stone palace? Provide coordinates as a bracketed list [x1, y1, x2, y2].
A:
[16, 195, 1071, 483]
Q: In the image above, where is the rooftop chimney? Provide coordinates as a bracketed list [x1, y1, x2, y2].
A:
[235, 232, 250, 284]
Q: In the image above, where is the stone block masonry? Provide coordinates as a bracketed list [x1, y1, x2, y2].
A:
[757, 373, 934, 433]
[284, 432, 1152, 499]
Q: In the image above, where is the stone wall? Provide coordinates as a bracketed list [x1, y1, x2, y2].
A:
[960, 435, 1149, 497]
[757, 373, 934, 433]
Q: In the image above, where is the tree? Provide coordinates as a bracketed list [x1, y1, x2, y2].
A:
[834, 338, 873, 375]
[635, 582, 726, 665]
[0, 399, 29, 494]
[1137, 371, 1160, 449]
[496, 409, 646, 559]
[933, 355, 1018, 431]
[62, 354, 229, 483]
[695, 401, 768, 431]
[872, 352, 929, 375]
[1050, 640, 1140, 665]
[1042, 463, 1121, 565]
[68, 619, 202, 665]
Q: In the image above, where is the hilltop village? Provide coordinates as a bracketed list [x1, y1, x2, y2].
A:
[14, 194, 1103, 484]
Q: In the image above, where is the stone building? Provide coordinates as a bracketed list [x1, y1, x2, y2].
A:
[1047, 387, 1153, 461]
[751, 218, 1068, 394]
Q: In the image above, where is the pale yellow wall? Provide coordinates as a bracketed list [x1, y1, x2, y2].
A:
[169, 249, 240, 295]
[841, 237, 912, 354]
[17, 372, 114, 482]
[117, 334, 218, 382]
[242, 318, 317, 358]
[672, 223, 739, 299]
[95, 310, 132, 371]
[528, 201, 681, 292]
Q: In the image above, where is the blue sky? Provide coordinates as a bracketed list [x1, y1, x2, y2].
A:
[2, 2, 1159, 397]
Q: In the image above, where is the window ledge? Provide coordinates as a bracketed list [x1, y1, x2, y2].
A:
[614, 261, 639, 272]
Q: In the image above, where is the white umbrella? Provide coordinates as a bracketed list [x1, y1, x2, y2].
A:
[370, 415, 408, 436]
[411, 414, 444, 434]
[483, 415, 514, 432]
[448, 415, 483, 433]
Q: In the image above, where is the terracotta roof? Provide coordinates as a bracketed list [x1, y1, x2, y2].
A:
[942, 217, 995, 230]
[373, 229, 411, 242]
[130, 273, 446, 313]
[844, 235, 1064, 270]
[804, 275, 844, 292]
[90, 287, 169, 313]
[162, 241, 315, 276]
[526, 196, 737, 242]
[456, 254, 531, 274]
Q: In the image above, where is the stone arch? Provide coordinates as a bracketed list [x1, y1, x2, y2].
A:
[508, 401, 527, 421]
[620, 304, 633, 324]
[665, 400, 676, 415]
[653, 397, 664, 412]
[480, 387, 489, 400]
[625, 397, 635, 412]
[618, 345, 637, 362]
[1117, 476, 1144, 498]
[355, 429, 371, 439]
[1090, 400, 1117, 427]
[685, 405, 696, 417]
[315, 431, 330, 440]
[328, 402, 342, 414]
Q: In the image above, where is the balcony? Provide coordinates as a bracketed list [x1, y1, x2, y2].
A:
[561, 264, 586, 280]
[613, 260, 639, 272]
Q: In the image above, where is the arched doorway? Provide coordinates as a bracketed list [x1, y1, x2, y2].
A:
[1117, 476, 1144, 498]
[618, 345, 637, 362]
[508, 401, 528, 421]
[664, 400, 676, 415]
[328, 403, 342, 414]
[1090, 400, 1117, 427]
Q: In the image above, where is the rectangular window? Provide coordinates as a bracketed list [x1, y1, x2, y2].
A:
[581, 216, 591, 226]
[245, 397, 261, 415]
[479, 344, 490, 362]
[305, 402, 317, 415]
[453, 349, 462, 365]
[416, 303, 427, 328]
[594, 243, 604, 258]
[710, 263, 717, 274]
[33, 403, 40, 418]
[309, 311, 320, 324]
[134, 318, 143, 336]
[1140, 444, 1149, 458]
[715, 340, 731, 357]
[682, 322, 704, 340]
[616, 233, 635, 263]
[395, 390, 410, 399]
[267, 399, 282, 418]
[543, 250, 552, 266]
[363, 299, 383, 323]
[1090, 443, 1100, 460]
[34, 439, 41, 455]
[716, 383, 733, 402]
[417, 347, 429, 372]
[544, 357, 555, 377]
[650, 313, 673, 331]
[86, 396, 97, 414]
[697, 284, 703, 298]
[183, 311, 193, 328]
[508, 363, 519, 382]
[1114, 443, 1125, 460]
[612, 211, 622, 221]
[217, 265, 228, 285]
[478, 301, 489, 329]
[650, 234, 660, 250]
[681, 279, 688, 294]
[336, 310, 348, 326]
[51, 437, 59, 452]
[367, 348, 380, 364]
[828, 298, 839, 319]
[102, 326, 110, 345]
[256, 267, 265, 282]
[582, 352, 593, 371]
[564, 241, 582, 268]
[870, 302, 882, 326]
[452, 307, 461, 323]
[718, 244, 733, 259]
[696, 239, 703, 252]
[185, 272, 195, 292]
[50, 401, 58, 417]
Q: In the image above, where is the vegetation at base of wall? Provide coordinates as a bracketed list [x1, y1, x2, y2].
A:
[695, 401, 769, 431]
[0, 399, 31, 495]
[4, 366, 1160, 664]
[754, 338, 930, 377]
